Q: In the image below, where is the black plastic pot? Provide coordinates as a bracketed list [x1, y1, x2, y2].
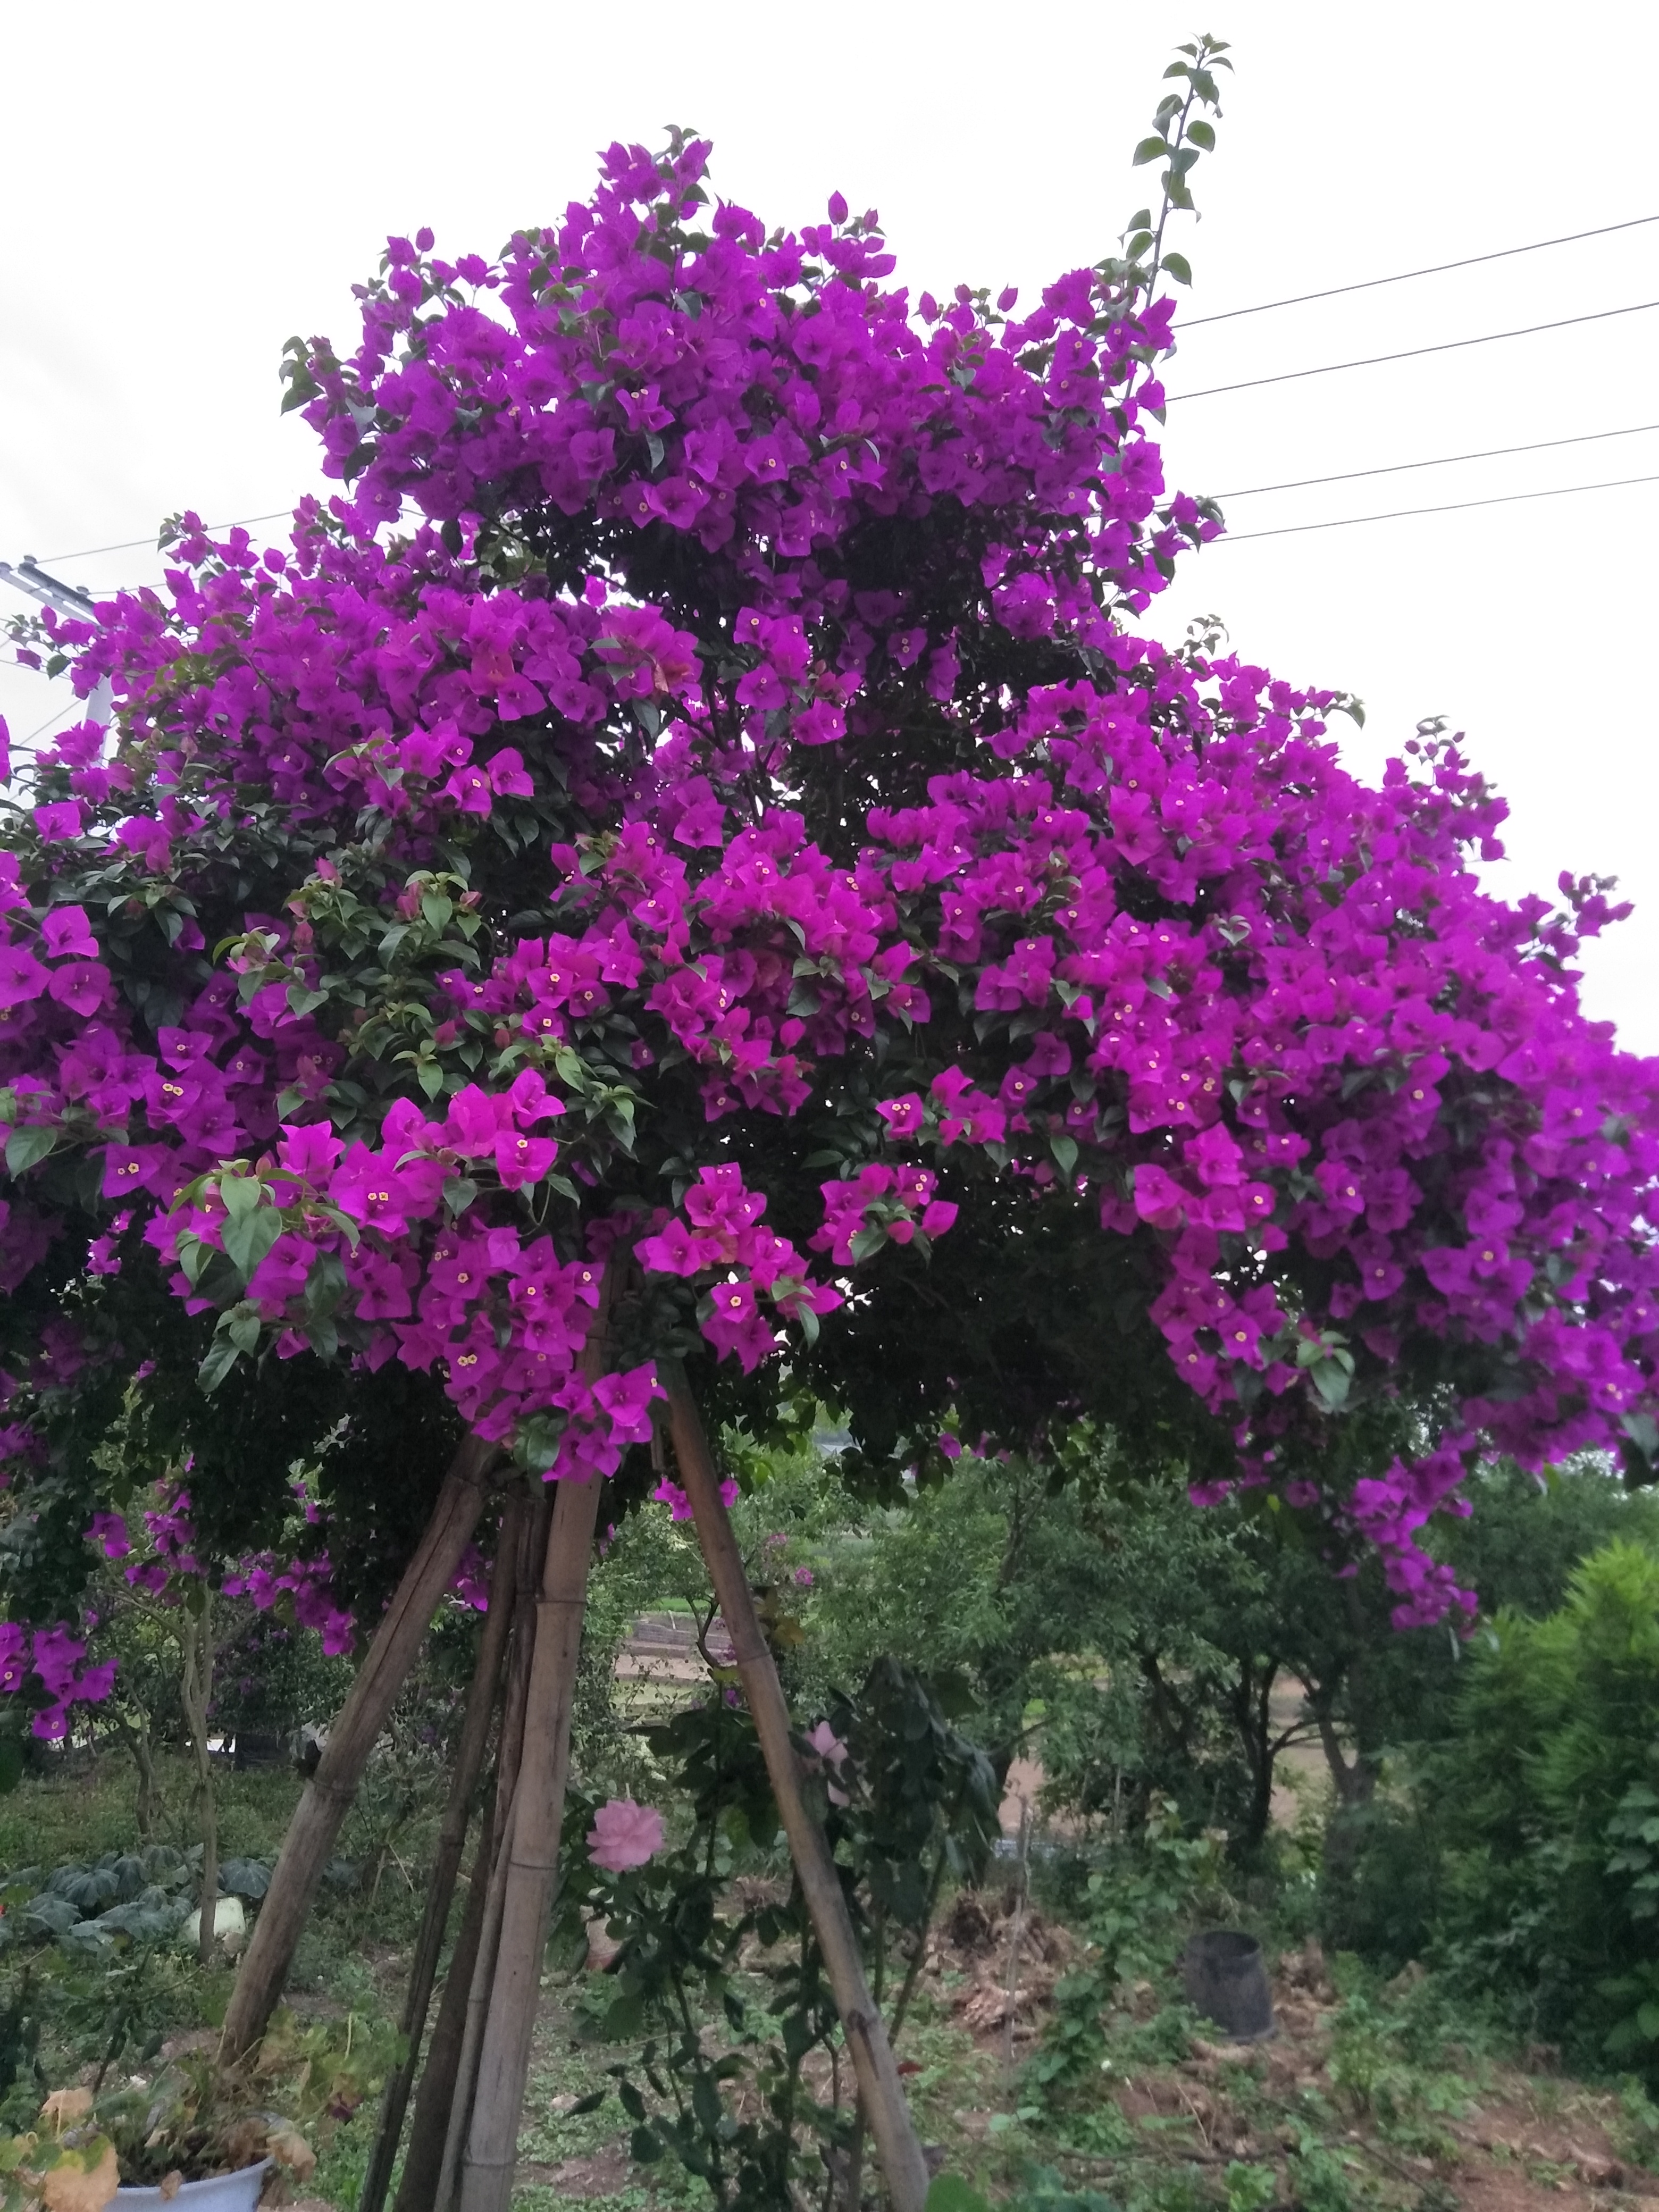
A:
[1180, 1929, 1276, 2041]
[231, 1731, 285, 1771]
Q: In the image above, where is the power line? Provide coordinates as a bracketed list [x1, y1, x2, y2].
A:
[1182, 213, 1659, 328]
[1167, 298, 1659, 404]
[40, 509, 296, 566]
[1212, 421, 1659, 499]
[25, 341, 1659, 569]
[10, 699, 82, 750]
[1211, 471, 1659, 543]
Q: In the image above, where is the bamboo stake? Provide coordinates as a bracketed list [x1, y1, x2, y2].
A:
[392, 1773, 500, 2212]
[449, 1265, 619, 2212]
[660, 1359, 932, 2212]
[456, 1280, 614, 2212]
[221, 1431, 501, 2060]
[398, 1491, 548, 2212]
[427, 1490, 550, 2212]
[358, 1488, 525, 2212]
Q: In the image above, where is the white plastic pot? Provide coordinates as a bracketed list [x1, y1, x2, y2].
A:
[176, 1896, 247, 1953]
[116, 2158, 270, 2212]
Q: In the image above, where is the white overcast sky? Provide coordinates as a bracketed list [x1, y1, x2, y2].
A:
[4, 1, 1654, 1044]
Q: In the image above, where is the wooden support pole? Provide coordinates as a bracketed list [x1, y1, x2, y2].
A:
[660, 1359, 931, 2212]
[395, 1492, 546, 2212]
[454, 1272, 615, 2212]
[453, 1468, 604, 2212]
[358, 1487, 524, 2212]
[222, 1432, 501, 2061]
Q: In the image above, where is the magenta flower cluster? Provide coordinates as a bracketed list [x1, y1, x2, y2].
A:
[0, 129, 1653, 1655]
[87, 1482, 359, 1654]
[0, 1623, 116, 1740]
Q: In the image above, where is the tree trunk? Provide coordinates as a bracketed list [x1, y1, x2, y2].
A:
[1229, 1657, 1281, 1857]
[395, 1493, 546, 2212]
[359, 1489, 524, 2212]
[180, 1596, 219, 1970]
[457, 1286, 614, 2212]
[1309, 1687, 1378, 1812]
[136, 1724, 161, 1844]
[221, 1431, 501, 2060]
[112, 1711, 161, 1842]
[660, 1359, 931, 2212]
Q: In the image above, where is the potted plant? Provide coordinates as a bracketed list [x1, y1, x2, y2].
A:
[94, 2054, 311, 2212]
[4, 2068, 304, 2212]
[7, 2006, 398, 2212]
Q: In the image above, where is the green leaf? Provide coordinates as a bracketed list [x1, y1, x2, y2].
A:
[222, 1205, 282, 1279]
[219, 1857, 272, 1899]
[690, 2073, 722, 2134]
[219, 1172, 261, 1220]
[1050, 1132, 1079, 1177]
[1161, 251, 1194, 287]
[1132, 135, 1170, 165]
[1310, 1358, 1351, 1411]
[926, 2180, 993, 2212]
[629, 2127, 662, 2166]
[227, 1309, 263, 1354]
[1187, 119, 1216, 150]
[5, 1125, 56, 1175]
[198, 1332, 245, 1394]
[568, 2089, 606, 2117]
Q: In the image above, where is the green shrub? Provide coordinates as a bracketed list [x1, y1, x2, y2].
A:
[1334, 1538, 1659, 2065]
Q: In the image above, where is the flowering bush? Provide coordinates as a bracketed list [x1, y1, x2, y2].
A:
[0, 94, 1654, 1696]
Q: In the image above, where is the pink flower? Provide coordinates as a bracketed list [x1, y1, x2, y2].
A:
[277, 1122, 345, 1184]
[32, 802, 82, 842]
[41, 907, 98, 960]
[0, 945, 47, 1008]
[588, 1797, 665, 1872]
[876, 1094, 926, 1136]
[806, 1718, 848, 1769]
[651, 1473, 738, 1521]
[805, 1719, 850, 1804]
[88, 1510, 130, 1560]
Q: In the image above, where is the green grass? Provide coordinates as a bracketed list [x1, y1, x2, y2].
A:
[0, 1749, 301, 1874]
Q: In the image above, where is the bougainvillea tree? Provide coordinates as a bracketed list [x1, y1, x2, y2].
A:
[5, 38, 1659, 2206]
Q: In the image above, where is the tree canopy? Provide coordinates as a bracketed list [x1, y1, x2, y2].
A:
[3, 106, 1656, 1723]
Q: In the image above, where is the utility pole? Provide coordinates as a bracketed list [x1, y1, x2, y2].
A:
[0, 558, 111, 730]
[0, 556, 97, 618]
